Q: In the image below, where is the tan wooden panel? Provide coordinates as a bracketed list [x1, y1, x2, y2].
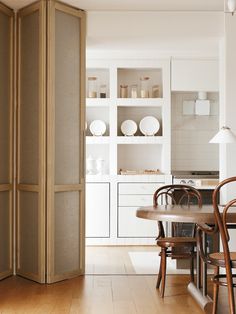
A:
[0, 11, 10, 184]
[0, 3, 13, 281]
[54, 9, 80, 185]
[0, 192, 11, 278]
[19, 10, 39, 185]
[17, 191, 38, 276]
[54, 191, 80, 276]
[0, 184, 12, 192]
[17, 1, 46, 283]
[47, 1, 86, 283]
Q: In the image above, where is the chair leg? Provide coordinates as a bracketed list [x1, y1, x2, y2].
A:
[226, 268, 236, 314]
[156, 253, 162, 289]
[160, 248, 167, 298]
[212, 266, 219, 314]
[190, 249, 194, 282]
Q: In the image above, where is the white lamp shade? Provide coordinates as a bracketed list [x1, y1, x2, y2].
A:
[209, 126, 236, 143]
[227, 0, 236, 12]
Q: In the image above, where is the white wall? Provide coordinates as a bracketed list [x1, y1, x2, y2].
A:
[86, 11, 223, 58]
[171, 92, 219, 171]
[220, 14, 236, 202]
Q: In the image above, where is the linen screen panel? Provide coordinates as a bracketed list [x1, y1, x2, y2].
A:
[55, 9, 80, 185]
[48, 5, 83, 282]
[18, 191, 39, 275]
[0, 5, 13, 280]
[17, 3, 45, 283]
[0, 11, 10, 184]
[0, 192, 11, 275]
[54, 192, 80, 274]
[19, 11, 39, 185]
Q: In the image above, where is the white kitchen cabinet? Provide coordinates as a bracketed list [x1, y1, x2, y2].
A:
[171, 59, 219, 92]
[118, 182, 163, 238]
[119, 182, 161, 195]
[118, 207, 157, 237]
[86, 183, 110, 238]
[119, 194, 153, 207]
[86, 58, 171, 244]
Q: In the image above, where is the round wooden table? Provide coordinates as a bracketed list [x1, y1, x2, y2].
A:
[136, 204, 236, 224]
[136, 204, 236, 313]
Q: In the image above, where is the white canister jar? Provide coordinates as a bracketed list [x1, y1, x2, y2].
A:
[140, 77, 150, 98]
[96, 158, 105, 175]
[86, 155, 95, 175]
[130, 84, 138, 98]
[87, 76, 97, 98]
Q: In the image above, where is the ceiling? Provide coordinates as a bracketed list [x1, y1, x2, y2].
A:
[2, 0, 224, 11]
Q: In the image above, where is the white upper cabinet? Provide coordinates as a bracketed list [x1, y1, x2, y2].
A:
[171, 59, 219, 92]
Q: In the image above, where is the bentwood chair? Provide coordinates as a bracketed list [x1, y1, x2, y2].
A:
[197, 176, 236, 314]
[153, 184, 202, 297]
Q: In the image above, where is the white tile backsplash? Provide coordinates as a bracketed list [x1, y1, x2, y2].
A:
[171, 92, 219, 171]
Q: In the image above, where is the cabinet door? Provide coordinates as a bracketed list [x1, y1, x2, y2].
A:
[118, 207, 157, 238]
[86, 183, 110, 238]
[171, 59, 219, 91]
[0, 2, 13, 280]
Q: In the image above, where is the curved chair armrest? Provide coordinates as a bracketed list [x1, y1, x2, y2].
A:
[197, 222, 218, 235]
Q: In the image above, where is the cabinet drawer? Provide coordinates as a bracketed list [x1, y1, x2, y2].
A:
[119, 194, 153, 207]
[119, 183, 162, 195]
[118, 207, 157, 237]
[86, 183, 110, 238]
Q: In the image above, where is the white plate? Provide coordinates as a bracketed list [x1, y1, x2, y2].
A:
[90, 120, 106, 136]
[121, 120, 137, 136]
[139, 116, 160, 136]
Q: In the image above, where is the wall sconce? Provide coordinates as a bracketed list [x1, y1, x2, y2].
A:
[182, 92, 210, 116]
[209, 126, 236, 143]
[227, 0, 236, 15]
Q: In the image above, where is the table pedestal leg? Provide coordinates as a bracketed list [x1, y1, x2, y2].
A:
[188, 282, 213, 313]
[188, 231, 212, 313]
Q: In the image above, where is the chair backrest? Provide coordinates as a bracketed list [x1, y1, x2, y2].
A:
[212, 177, 236, 261]
[153, 184, 202, 207]
[153, 184, 202, 239]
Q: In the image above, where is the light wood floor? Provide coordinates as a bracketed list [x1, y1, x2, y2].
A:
[0, 274, 230, 314]
[85, 246, 159, 275]
[0, 246, 231, 313]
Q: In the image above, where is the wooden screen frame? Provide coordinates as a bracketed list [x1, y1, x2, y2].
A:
[46, 0, 86, 283]
[0, 2, 14, 280]
[16, 1, 46, 283]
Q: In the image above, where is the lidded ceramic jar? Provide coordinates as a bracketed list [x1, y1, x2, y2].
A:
[120, 85, 128, 98]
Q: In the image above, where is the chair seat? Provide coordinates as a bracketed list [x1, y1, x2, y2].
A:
[209, 252, 236, 267]
[156, 237, 196, 248]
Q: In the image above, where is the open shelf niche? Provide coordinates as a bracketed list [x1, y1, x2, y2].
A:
[117, 106, 162, 137]
[117, 68, 163, 99]
[86, 68, 110, 99]
[117, 144, 164, 175]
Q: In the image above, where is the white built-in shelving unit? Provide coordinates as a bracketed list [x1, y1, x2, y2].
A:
[85, 59, 172, 245]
